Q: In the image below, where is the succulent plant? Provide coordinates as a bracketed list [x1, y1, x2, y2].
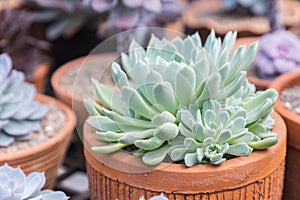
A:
[0, 163, 68, 199]
[0, 53, 48, 147]
[222, 0, 268, 16]
[0, 8, 50, 77]
[19, 0, 102, 40]
[97, 0, 184, 37]
[251, 0, 299, 80]
[252, 30, 300, 80]
[84, 30, 278, 166]
[20, 0, 184, 40]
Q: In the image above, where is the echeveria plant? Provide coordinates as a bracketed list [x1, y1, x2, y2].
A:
[222, 0, 268, 16]
[0, 163, 68, 199]
[96, 0, 183, 37]
[252, 30, 300, 80]
[84, 30, 278, 166]
[20, 0, 183, 39]
[0, 53, 48, 147]
[252, 0, 300, 80]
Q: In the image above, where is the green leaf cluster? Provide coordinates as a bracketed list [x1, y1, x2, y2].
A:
[84, 30, 278, 166]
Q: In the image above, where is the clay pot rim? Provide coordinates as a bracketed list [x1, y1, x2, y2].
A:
[51, 53, 119, 103]
[0, 94, 76, 162]
[269, 70, 300, 128]
[84, 112, 286, 192]
[182, 0, 300, 35]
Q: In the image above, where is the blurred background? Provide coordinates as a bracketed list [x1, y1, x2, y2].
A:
[1, 0, 300, 199]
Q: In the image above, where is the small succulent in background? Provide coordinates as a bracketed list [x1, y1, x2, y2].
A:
[20, 0, 184, 40]
[84, 30, 278, 167]
[0, 8, 50, 78]
[252, 30, 300, 80]
[0, 53, 48, 147]
[0, 163, 68, 199]
[19, 0, 103, 40]
[95, 0, 184, 38]
[222, 0, 268, 16]
[252, 0, 300, 80]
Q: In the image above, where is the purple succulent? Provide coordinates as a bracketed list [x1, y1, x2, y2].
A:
[97, 0, 184, 37]
[252, 30, 300, 80]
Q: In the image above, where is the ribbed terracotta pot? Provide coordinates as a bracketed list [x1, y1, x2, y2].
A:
[0, 94, 76, 189]
[269, 70, 300, 200]
[27, 62, 50, 93]
[84, 112, 286, 200]
[51, 53, 117, 135]
[234, 37, 271, 91]
[182, 0, 300, 39]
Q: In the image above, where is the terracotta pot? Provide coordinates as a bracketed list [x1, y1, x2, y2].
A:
[26, 62, 50, 93]
[0, 94, 76, 189]
[269, 70, 300, 199]
[182, 0, 300, 39]
[51, 53, 118, 136]
[234, 37, 271, 91]
[84, 112, 286, 200]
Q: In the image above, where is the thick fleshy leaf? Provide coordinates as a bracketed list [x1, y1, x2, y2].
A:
[152, 82, 177, 114]
[142, 145, 169, 166]
[111, 62, 129, 89]
[12, 101, 39, 120]
[0, 104, 19, 119]
[170, 147, 189, 161]
[182, 36, 195, 62]
[96, 131, 124, 142]
[134, 136, 164, 150]
[160, 41, 177, 61]
[87, 116, 122, 132]
[184, 152, 198, 167]
[196, 73, 222, 107]
[42, 191, 69, 200]
[28, 105, 48, 120]
[244, 89, 278, 112]
[23, 172, 45, 199]
[100, 107, 154, 128]
[173, 66, 196, 105]
[3, 120, 37, 136]
[216, 129, 232, 144]
[122, 86, 158, 119]
[0, 120, 8, 129]
[179, 123, 194, 138]
[83, 99, 101, 116]
[248, 137, 278, 149]
[92, 143, 128, 153]
[229, 132, 254, 144]
[0, 53, 12, 78]
[128, 39, 146, 65]
[92, 79, 126, 114]
[152, 111, 176, 126]
[0, 131, 14, 147]
[227, 143, 253, 156]
[154, 122, 179, 140]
